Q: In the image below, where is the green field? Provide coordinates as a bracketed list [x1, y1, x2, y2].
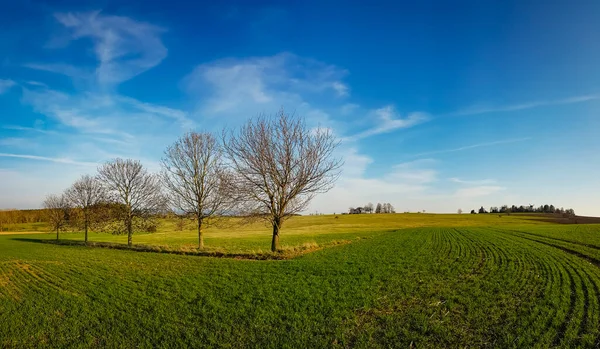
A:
[2, 214, 600, 347]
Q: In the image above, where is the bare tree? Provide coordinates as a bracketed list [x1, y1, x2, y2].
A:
[161, 132, 233, 249]
[223, 110, 342, 252]
[382, 203, 389, 214]
[457, 208, 463, 214]
[43, 194, 70, 240]
[65, 175, 105, 243]
[365, 202, 374, 214]
[97, 159, 165, 246]
[375, 203, 382, 214]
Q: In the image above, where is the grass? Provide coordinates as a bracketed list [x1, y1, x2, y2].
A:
[1, 213, 554, 253]
[2, 213, 600, 347]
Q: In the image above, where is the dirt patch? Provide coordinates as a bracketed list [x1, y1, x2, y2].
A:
[540, 215, 600, 224]
[517, 214, 600, 225]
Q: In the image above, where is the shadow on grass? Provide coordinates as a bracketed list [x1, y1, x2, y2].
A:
[10, 238, 353, 260]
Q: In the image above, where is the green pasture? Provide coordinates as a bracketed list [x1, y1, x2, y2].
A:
[2, 214, 600, 347]
[2, 213, 551, 253]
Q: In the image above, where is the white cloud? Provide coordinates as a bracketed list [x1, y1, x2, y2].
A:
[344, 105, 429, 141]
[388, 159, 438, 184]
[452, 94, 600, 116]
[2, 11, 195, 210]
[0, 79, 16, 94]
[21, 88, 192, 135]
[183, 52, 348, 117]
[115, 96, 195, 129]
[454, 186, 505, 198]
[27, 11, 167, 86]
[331, 82, 349, 97]
[339, 147, 373, 178]
[340, 103, 359, 115]
[450, 177, 497, 185]
[411, 137, 531, 157]
[3, 125, 57, 135]
[0, 138, 30, 148]
[22, 88, 119, 135]
[23, 63, 89, 81]
[24, 81, 48, 87]
[0, 153, 97, 167]
[310, 151, 439, 213]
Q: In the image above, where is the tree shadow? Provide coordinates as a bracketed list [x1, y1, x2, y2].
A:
[10, 237, 49, 244]
[9, 237, 326, 260]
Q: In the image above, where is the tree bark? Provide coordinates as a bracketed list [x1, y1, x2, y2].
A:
[271, 218, 280, 252]
[84, 215, 88, 244]
[56, 226, 59, 241]
[127, 215, 133, 247]
[198, 218, 204, 249]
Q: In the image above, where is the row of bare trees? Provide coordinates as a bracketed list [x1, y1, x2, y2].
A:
[43, 110, 342, 251]
[347, 202, 395, 214]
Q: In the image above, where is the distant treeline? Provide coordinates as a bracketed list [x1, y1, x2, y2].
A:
[468, 204, 576, 215]
[347, 203, 395, 214]
[0, 204, 162, 234]
[0, 209, 45, 227]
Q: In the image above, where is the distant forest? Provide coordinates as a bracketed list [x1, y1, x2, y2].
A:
[468, 204, 575, 215]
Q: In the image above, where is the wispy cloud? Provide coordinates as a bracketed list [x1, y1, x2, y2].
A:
[0, 153, 97, 167]
[12, 11, 192, 185]
[387, 159, 438, 184]
[340, 103, 359, 115]
[332, 82, 349, 97]
[24, 81, 48, 88]
[310, 152, 439, 213]
[411, 137, 531, 157]
[338, 147, 373, 178]
[3, 125, 57, 135]
[452, 94, 600, 116]
[0, 79, 16, 94]
[454, 185, 505, 198]
[21, 87, 192, 135]
[450, 178, 497, 185]
[26, 11, 167, 87]
[344, 105, 429, 141]
[23, 63, 89, 82]
[115, 96, 195, 129]
[22, 88, 117, 135]
[183, 52, 348, 116]
[0, 138, 31, 148]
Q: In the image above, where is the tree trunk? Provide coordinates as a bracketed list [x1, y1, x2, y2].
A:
[271, 218, 280, 252]
[198, 218, 204, 249]
[84, 218, 88, 244]
[56, 226, 59, 241]
[127, 216, 133, 247]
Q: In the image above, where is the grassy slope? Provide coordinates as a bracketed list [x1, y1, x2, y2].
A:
[2, 214, 600, 347]
[4, 213, 552, 252]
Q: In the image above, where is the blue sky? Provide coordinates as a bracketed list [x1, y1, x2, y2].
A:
[1, 0, 599, 215]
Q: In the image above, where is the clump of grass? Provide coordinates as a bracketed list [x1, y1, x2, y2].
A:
[279, 241, 319, 253]
[40, 239, 331, 260]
